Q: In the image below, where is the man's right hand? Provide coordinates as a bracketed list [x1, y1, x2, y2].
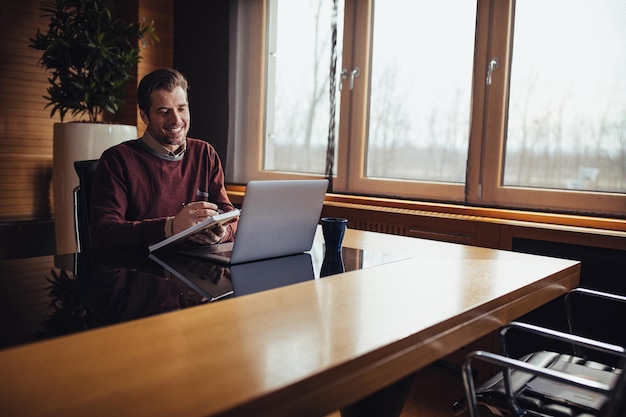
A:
[172, 201, 221, 235]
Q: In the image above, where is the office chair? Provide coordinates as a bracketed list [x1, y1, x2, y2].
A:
[73, 159, 99, 253]
[453, 288, 626, 417]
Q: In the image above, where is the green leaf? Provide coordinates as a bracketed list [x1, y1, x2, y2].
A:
[28, 0, 159, 122]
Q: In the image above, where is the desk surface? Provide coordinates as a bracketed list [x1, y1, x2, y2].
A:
[0, 228, 580, 417]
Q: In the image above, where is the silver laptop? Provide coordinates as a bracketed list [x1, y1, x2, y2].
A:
[177, 179, 328, 264]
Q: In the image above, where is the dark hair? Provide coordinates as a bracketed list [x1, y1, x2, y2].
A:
[137, 68, 189, 113]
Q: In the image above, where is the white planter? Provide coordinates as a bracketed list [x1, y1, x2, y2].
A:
[53, 122, 137, 254]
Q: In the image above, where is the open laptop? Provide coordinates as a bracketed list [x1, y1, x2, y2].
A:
[177, 179, 328, 264]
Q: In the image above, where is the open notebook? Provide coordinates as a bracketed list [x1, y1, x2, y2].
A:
[178, 179, 328, 264]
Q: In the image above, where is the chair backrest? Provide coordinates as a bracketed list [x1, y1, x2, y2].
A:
[73, 159, 99, 253]
[565, 288, 626, 366]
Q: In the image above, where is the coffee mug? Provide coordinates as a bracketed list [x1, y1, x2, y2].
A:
[321, 217, 348, 252]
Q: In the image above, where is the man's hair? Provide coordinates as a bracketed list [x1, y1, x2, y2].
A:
[137, 68, 189, 114]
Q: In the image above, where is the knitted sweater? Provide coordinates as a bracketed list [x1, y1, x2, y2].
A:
[90, 137, 236, 250]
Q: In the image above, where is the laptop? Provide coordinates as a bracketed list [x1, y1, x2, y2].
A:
[177, 179, 328, 264]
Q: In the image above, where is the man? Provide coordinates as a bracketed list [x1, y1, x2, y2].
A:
[90, 68, 237, 250]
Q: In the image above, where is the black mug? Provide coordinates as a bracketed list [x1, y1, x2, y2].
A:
[321, 217, 348, 252]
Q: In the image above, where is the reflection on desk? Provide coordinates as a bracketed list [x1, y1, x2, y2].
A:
[0, 242, 403, 350]
[151, 243, 407, 300]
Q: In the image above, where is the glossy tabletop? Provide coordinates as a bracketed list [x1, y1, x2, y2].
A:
[0, 228, 580, 417]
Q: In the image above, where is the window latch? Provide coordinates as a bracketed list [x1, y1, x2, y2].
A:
[340, 67, 360, 91]
[486, 58, 499, 86]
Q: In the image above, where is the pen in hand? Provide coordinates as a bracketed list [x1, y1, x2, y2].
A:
[181, 202, 224, 213]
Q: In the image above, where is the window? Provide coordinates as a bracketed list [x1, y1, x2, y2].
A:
[504, 0, 626, 194]
[366, 1, 475, 184]
[478, 0, 626, 215]
[264, 0, 343, 175]
[229, 0, 626, 217]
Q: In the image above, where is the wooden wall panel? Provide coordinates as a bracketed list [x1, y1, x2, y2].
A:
[106, 0, 175, 129]
[0, 0, 55, 221]
[136, 0, 175, 130]
[0, 156, 52, 219]
[0, 0, 173, 223]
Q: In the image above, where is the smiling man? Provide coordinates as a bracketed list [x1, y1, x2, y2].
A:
[90, 68, 237, 251]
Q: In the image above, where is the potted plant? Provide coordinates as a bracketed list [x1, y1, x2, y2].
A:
[29, 0, 158, 254]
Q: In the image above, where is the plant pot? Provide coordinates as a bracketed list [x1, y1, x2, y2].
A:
[53, 122, 137, 254]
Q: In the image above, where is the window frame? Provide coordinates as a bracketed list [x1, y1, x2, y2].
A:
[475, 0, 626, 217]
[334, 0, 468, 203]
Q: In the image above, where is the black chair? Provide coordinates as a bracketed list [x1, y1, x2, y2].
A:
[73, 159, 99, 253]
[454, 288, 626, 417]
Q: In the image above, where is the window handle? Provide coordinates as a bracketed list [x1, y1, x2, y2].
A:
[340, 67, 360, 91]
[486, 58, 499, 86]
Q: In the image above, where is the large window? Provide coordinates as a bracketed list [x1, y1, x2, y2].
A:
[230, 0, 626, 217]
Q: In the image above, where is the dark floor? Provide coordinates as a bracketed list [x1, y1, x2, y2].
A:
[326, 362, 470, 417]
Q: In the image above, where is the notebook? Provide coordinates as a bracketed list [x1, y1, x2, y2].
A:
[177, 179, 329, 264]
[148, 209, 240, 252]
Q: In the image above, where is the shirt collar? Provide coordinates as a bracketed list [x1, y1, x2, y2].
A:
[140, 130, 187, 157]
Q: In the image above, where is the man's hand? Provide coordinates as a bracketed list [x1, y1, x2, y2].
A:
[189, 224, 226, 245]
[173, 201, 225, 244]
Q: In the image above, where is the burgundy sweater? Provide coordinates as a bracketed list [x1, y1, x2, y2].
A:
[90, 138, 236, 250]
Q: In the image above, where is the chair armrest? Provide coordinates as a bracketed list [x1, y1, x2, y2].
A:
[499, 321, 626, 359]
[565, 288, 626, 328]
[565, 289, 626, 357]
[499, 287, 626, 360]
[566, 288, 626, 304]
[462, 350, 614, 417]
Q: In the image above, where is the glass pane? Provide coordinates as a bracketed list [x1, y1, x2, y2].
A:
[265, 0, 343, 174]
[366, 0, 475, 183]
[504, 0, 626, 193]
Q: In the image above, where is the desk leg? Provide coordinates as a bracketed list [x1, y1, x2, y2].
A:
[339, 372, 415, 417]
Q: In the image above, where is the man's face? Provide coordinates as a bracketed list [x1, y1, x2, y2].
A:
[140, 86, 190, 151]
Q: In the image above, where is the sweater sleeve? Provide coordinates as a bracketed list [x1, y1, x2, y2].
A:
[205, 145, 238, 243]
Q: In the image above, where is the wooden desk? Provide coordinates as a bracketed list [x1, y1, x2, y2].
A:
[0, 228, 580, 417]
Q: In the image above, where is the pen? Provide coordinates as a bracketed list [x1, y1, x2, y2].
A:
[181, 202, 224, 213]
